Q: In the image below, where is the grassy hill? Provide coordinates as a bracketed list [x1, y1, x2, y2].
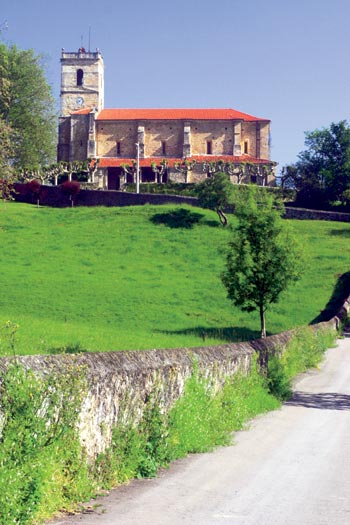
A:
[0, 202, 349, 356]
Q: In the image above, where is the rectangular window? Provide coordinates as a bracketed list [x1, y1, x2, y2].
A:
[206, 141, 212, 155]
[116, 141, 121, 155]
[244, 140, 249, 154]
[161, 141, 166, 156]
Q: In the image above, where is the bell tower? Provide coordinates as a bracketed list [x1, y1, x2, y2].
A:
[59, 48, 104, 116]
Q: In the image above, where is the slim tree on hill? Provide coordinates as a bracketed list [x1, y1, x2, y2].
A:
[221, 189, 303, 340]
[196, 172, 233, 226]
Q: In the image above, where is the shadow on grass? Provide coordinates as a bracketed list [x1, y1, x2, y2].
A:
[48, 343, 87, 355]
[150, 208, 219, 229]
[328, 229, 350, 237]
[157, 325, 260, 343]
[311, 271, 350, 324]
[286, 391, 350, 411]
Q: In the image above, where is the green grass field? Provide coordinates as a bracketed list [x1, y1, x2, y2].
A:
[0, 202, 349, 356]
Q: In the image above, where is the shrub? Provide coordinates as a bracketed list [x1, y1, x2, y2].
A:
[0, 363, 91, 524]
[26, 179, 41, 207]
[60, 180, 81, 206]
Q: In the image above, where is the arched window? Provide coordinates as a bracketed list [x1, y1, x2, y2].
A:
[77, 69, 84, 86]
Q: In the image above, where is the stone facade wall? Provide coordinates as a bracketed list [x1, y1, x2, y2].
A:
[259, 122, 270, 159]
[144, 121, 183, 158]
[96, 121, 138, 158]
[60, 116, 271, 164]
[57, 118, 71, 161]
[60, 52, 104, 117]
[241, 122, 257, 157]
[190, 120, 234, 155]
[69, 114, 89, 161]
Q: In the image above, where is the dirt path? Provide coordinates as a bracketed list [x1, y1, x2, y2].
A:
[51, 338, 350, 525]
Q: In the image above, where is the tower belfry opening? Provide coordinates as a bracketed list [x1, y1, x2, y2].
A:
[77, 69, 84, 86]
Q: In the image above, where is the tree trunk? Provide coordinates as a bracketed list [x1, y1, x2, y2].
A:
[217, 209, 228, 227]
[260, 305, 266, 338]
[258, 305, 268, 370]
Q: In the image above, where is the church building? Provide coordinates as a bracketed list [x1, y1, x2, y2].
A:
[57, 49, 276, 189]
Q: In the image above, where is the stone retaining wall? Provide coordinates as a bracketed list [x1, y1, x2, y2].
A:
[0, 317, 342, 458]
[14, 184, 198, 209]
[14, 185, 350, 222]
[284, 206, 350, 222]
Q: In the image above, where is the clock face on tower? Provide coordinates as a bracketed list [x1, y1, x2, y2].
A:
[76, 96, 84, 107]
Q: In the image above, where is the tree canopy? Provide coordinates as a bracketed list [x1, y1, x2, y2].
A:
[0, 43, 57, 171]
[196, 172, 233, 226]
[221, 189, 302, 339]
[282, 121, 350, 207]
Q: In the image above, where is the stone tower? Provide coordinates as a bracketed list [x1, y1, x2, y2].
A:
[59, 48, 104, 116]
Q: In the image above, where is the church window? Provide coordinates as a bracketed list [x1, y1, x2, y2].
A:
[161, 141, 166, 155]
[206, 141, 212, 155]
[244, 140, 249, 154]
[77, 69, 84, 86]
[116, 141, 121, 155]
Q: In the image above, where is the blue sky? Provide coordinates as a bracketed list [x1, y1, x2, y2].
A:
[2, 0, 350, 172]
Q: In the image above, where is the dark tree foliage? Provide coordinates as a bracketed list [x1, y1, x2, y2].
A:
[282, 121, 350, 207]
[60, 180, 80, 206]
[26, 179, 41, 207]
[0, 43, 57, 170]
[196, 172, 233, 226]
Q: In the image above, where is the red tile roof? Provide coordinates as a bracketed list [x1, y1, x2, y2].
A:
[71, 108, 91, 115]
[95, 108, 268, 122]
[98, 155, 273, 168]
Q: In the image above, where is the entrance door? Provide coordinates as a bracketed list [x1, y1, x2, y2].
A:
[108, 168, 120, 190]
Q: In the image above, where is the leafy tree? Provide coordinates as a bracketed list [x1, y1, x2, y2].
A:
[0, 117, 16, 176]
[61, 180, 80, 207]
[221, 190, 302, 339]
[0, 175, 15, 206]
[151, 159, 168, 183]
[202, 160, 225, 178]
[0, 43, 57, 170]
[26, 179, 41, 207]
[283, 121, 350, 206]
[196, 172, 233, 226]
[174, 159, 196, 183]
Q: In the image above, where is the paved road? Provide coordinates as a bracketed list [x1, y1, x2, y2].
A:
[52, 338, 350, 525]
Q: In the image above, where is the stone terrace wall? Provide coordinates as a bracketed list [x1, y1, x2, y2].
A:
[14, 184, 199, 209]
[0, 318, 341, 458]
[14, 185, 350, 222]
[284, 206, 350, 222]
